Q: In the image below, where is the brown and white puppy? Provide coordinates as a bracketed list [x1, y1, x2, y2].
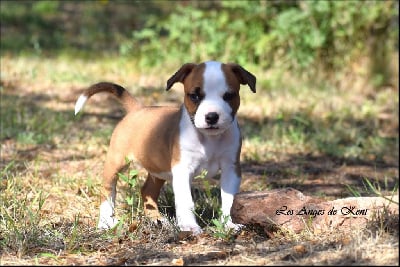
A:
[74, 61, 256, 234]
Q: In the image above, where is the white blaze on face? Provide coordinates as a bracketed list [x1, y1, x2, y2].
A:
[194, 61, 233, 135]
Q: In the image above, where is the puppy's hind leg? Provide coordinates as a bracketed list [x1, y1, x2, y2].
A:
[141, 173, 166, 222]
[98, 156, 128, 230]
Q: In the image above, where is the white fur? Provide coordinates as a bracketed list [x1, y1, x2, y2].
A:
[93, 61, 243, 233]
[98, 200, 118, 229]
[74, 94, 88, 115]
[193, 61, 233, 135]
[171, 101, 242, 233]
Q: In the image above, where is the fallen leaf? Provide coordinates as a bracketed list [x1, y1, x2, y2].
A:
[172, 257, 184, 266]
[178, 231, 193, 241]
[129, 221, 138, 232]
[293, 244, 307, 255]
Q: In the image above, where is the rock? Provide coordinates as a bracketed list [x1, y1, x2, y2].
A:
[231, 188, 399, 234]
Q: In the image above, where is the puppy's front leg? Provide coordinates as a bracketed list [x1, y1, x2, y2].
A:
[172, 166, 202, 234]
[220, 164, 242, 230]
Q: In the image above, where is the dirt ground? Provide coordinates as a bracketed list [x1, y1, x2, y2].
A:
[0, 81, 399, 266]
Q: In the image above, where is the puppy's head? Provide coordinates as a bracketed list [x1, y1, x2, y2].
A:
[166, 61, 256, 135]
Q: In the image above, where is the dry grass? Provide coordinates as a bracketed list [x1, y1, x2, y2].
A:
[0, 54, 398, 265]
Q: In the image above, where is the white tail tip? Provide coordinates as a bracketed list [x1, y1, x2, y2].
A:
[74, 94, 88, 115]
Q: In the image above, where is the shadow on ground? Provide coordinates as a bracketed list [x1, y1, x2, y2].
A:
[1, 82, 398, 199]
[1, 82, 399, 266]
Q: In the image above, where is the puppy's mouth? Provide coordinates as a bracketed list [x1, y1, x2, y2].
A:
[205, 125, 219, 130]
[200, 125, 228, 136]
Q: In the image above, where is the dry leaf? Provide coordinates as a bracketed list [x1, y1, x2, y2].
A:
[172, 257, 184, 266]
[293, 244, 307, 255]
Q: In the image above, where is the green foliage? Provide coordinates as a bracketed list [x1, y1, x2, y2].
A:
[363, 177, 399, 204]
[1, 1, 397, 85]
[31, 1, 59, 14]
[210, 214, 235, 241]
[194, 169, 212, 199]
[122, 0, 397, 81]
[0, 171, 49, 254]
[192, 170, 222, 227]
[0, 0, 168, 55]
[0, 92, 73, 145]
[118, 169, 141, 218]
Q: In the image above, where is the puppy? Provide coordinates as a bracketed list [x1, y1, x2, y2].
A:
[74, 61, 256, 234]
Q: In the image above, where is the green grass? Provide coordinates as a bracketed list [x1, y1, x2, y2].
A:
[239, 83, 398, 163]
[0, 170, 49, 256]
[1, 93, 73, 145]
[4, 53, 395, 166]
[0, 53, 398, 265]
[1, 1, 398, 263]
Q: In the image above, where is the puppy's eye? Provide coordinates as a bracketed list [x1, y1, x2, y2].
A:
[188, 92, 203, 103]
[223, 92, 237, 101]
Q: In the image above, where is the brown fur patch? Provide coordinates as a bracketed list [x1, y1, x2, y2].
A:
[222, 63, 256, 92]
[141, 174, 166, 221]
[221, 64, 243, 117]
[101, 106, 181, 199]
[182, 63, 206, 118]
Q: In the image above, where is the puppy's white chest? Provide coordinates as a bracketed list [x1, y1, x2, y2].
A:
[176, 108, 241, 179]
[189, 139, 225, 178]
[152, 141, 223, 181]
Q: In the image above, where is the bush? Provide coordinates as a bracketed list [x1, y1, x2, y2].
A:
[1, 0, 397, 86]
[122, 0, 398, 84]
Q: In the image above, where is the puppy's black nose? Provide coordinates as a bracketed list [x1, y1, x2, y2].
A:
[205, 112, 219, 125]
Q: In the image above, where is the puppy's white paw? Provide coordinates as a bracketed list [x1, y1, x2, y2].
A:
[98, 216, 118, 230]
[225, 220, 243, 232]
[219, 215, 243, 232]
[176, 210, 202, 234]
[179, 223, 203, 235]
[98, 200, 118, 230]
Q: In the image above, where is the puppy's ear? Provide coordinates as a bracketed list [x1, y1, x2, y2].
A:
[166, 63, 197, 91]
[228, 63, 256, 93]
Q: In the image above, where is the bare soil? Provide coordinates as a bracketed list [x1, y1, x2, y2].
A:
[0, 81, 398, 266]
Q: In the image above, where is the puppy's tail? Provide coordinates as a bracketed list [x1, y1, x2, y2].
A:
[74, 82, 142, 115]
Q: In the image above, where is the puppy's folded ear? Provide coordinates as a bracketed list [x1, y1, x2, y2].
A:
[166, 63, 197, 91]
[227, 63, 256, 93]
